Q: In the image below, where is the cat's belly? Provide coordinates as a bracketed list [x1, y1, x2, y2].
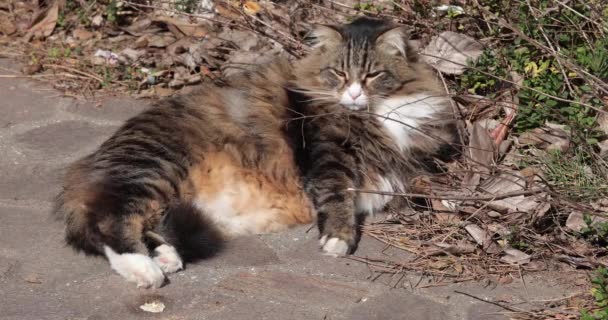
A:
[188, 151, 314, 237]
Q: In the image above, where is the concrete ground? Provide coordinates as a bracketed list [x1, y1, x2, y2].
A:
[0, 58, 582, 320]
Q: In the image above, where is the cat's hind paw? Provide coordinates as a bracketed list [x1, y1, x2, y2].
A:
[103, 245, 165, 288]
[153, 244, 183, 274]
[319, 235, 350, 257]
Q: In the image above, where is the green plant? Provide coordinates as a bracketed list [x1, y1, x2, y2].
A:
[458, 49, 507, 97]
[581, 267, 608, 320]
[353, 2, 384, 13]
[579, 214, 608, 247]
[505, 226, 532, 252]
[105, 0, 118, 23]
[458, 0, 607, 144]
[174, 0, 199, 13]
[541, 150, 608, 202]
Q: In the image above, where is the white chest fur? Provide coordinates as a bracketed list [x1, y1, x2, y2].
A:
[375, 93, 447, 151]
[354, 175, 398, 214]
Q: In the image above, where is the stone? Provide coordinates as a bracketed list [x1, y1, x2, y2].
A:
[15, 121, 114, 158]
[200, 236, 280, 267]
[466, 302, 509, 320]
[63, 97, 146, 122]
[346, 293, 449, 320]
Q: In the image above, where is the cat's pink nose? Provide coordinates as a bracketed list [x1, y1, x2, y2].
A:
[347, 83, 363, 99]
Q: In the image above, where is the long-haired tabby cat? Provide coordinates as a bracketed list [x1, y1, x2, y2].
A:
[54, 17, 457, 288]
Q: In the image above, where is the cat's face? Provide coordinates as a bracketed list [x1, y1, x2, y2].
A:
[293, 18, 418, 111]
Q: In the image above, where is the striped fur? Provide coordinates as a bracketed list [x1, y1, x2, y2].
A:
[53, 17, 459, 287]
[289, 17, 459, 255]
[54, 59, 315, 287]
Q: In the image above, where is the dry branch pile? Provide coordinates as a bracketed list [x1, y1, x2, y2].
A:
[1, 0, 608, 317]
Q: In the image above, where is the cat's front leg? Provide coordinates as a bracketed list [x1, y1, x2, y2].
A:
[308, 169, 359, 257]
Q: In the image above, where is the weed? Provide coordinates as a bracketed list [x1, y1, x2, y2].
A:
[457, 0, 607, 144]
[174, 0, 199, 14]
[504, 226, 532, 252]
[105, 0, 118, 23]
[579, 215, 608, 247]
[581, 267, 608, 319]
[541, 150, 608, 202]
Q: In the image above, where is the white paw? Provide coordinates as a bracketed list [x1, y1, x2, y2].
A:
[103, 246, 165, 288]
[153, 244, 183, 274]
[320, 236, 349, 257]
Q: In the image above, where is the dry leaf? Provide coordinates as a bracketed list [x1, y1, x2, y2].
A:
[566, 211, 608, 232]
[139, 301, 165, 313]
[153, 16, 207, 38]
[0, 14, 17, 35]
[468, 122, 495, 172]
[518, 124, 570, 152]
[422, 31, 484, 75]
[21, 63, 42, 75]
[243, 1, 262, 15]
[73, 28, 94, 41]
[23, 274, 43, 284]
[25, 1, 59, 41]
[464, 223, 501, 254]
[500, 248, 531, 265]
[430, 242, 476, 256]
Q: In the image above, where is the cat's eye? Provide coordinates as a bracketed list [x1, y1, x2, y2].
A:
[366, 71, 386, 79]
[330, 69, 347, 78]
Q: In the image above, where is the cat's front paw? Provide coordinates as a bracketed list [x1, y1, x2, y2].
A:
[319, 235, 350, 256]
[319, 230, 356, 257]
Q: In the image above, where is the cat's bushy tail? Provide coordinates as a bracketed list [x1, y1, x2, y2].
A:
[153, 203, 224, 262]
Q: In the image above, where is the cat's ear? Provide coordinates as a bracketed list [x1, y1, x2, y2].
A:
[375, 26, 412, 57]
[304, 24, 343, 48]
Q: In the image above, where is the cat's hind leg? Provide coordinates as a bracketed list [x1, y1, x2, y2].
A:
[57, 189, 167, 288]
[144, 231, 184, 274]
[101, 215, 166, 288]
[103, 245, 165, 288]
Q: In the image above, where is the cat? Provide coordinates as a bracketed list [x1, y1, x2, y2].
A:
[54, 59, 314, 288]
[53, 17, 458, 288]
[288, 17, 458, 256]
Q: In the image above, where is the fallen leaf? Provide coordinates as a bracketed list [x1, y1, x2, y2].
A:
[597, 111, 608, 158]
[498, 275, 513, 284]
[434, 211, 461, 222]
[144, 33, 177, 48]
[566, 211, 608, 232]
[452, 94, 499, 121]
[123, 17, 153, 35]
[120, 48, 146, 62]
[422, 31, 484, 75]
[139, 301, 165, 313]
[429, 242, 476, 256]
[518, 124, 570, 152]
[91, 14, 103, 27]
[467, 122, 495, 172]
[25, 1, 59, 41]
[500, 248, 531, 265]
[23, 274, 42, 284]
[73, 28, 94, 41]
[243, 1, 262, 15]
[21, 63, 42, 75]
[153, 16, 207, 38]
[0, 14, 17, 35]
[464, 223, 501, 254]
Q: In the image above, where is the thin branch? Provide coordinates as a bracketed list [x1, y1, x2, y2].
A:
[347, 187, 547, 201]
